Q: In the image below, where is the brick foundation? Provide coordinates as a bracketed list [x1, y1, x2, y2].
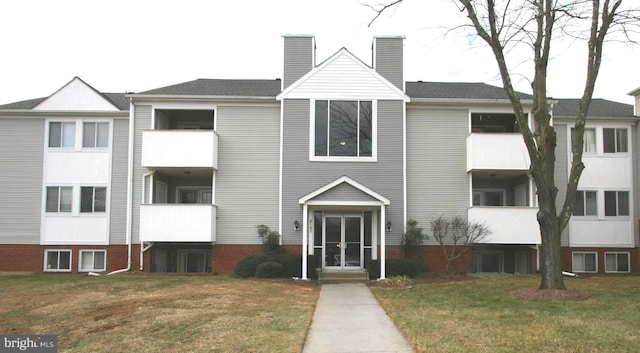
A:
[0, 244, 140, 274]
[560, 246, 640, 274]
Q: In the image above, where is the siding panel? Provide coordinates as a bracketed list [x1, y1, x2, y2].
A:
[109, 118, 129, 244]
[554, 124, 570, 246]
[282, 99, 405, 245]
[215, 104, 280, 244]
[0, 118, 44, 244]
[374, 37, 404, 90]
[131, 105, 152, 243]
[406, 107, 468, 245]
[284, 36, 314, 89]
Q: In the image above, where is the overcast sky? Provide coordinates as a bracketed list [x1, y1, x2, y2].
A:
[1, 0, 638, 105]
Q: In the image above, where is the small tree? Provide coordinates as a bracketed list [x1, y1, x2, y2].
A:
[256, 225, 285, 255]
[402, 219, 427, 257]
[431, 216, 490, 274]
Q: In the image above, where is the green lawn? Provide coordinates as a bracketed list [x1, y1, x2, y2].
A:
[372, 275, 640, 353]
[0, 275, 319, 353]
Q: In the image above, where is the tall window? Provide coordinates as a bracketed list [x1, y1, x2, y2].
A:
[83, 122, 109, 148]
[46, 186, 72, 212]
[49, 122, 75, 147]
[45, 250, 71, 272]
[315, 100, 373, 158]
[81, 187, 106, 213]
[603, 128, 628, 153]
[604, 191, 629, 216]
[79, 250, 106, 271]
[573, 191, 597, 216]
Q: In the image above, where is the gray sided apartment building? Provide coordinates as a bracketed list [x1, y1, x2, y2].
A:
[1, 35, 639, 277]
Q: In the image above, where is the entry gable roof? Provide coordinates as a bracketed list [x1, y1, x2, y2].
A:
[299, 176, 390, 205]
[278, 48, 409, 101]
[33, 77, 121, 111]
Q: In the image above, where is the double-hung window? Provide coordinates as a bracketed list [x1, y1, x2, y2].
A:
[314, 100, 373, 159]
[573, 191, 597, 216]
[79, 250, 106, 272]
[83, 122, 109, 148]
[49, 122, 75, 148]
[81, 187, 107, 213]
[604, 191, 629, 216]
[46, 186, 73, 213]
[603, 128, 628, 153]
[45, 250, 72, 272]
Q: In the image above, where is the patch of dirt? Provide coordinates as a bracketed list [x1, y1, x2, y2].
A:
[510, 288, 589, 301]
[368, 276, 477, 287]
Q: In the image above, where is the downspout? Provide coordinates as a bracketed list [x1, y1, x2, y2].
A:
[108, 100, 135, 275]
[139, 170, 155, 271]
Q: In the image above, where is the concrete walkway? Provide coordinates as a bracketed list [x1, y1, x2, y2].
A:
[303, 283, 413, 353]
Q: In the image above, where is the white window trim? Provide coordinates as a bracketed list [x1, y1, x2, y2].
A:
[572, 251, 598, 273]
[46, 119, 78, 150]
[309, 99, 378, 162]
[79, 186, 108, 214]
[604, 252, 630, 273]
[81, 120, 111, 150]
[78, 249, 107, 272]
[573, 190, 598, 218]
[603, 190, 630, 218]
[44, 249, 72, 272]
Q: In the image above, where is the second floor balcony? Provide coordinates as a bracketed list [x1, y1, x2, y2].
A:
[140, 204, 217, 243]
[468, 206, 540, 245]
[467, 133, 530, 171]
[141, 130, 218, 169]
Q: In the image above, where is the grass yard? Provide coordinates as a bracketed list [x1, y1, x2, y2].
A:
[0, 274, 319, 353]
[372, 275, 640, 353]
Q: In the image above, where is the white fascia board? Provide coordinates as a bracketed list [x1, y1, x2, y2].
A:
[298, 175, 390, 205]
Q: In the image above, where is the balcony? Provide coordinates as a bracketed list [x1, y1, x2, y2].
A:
[140, 204, 216, 242]
[141, 130, 218, 169]
[468, 207, 540, 244]
[467, 133, 530, 171]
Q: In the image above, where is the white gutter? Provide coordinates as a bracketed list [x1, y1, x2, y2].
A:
[108, 101, 136, 275]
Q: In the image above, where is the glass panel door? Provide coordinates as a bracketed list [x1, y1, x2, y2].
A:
[344, 216, 361, 268]
[325, 216, 342, 267]
[323, 214, 363, 269]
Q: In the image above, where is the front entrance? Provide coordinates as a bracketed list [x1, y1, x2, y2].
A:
[324, 214, 363, 269]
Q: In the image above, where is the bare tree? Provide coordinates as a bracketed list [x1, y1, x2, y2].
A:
[369, 0, 638, 289]
[431, 216, 489, 274]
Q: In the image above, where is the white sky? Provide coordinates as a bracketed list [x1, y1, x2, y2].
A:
[1, 0, 638, 105]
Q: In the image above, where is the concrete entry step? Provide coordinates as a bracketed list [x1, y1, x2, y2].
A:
[318, 269, 369, 284]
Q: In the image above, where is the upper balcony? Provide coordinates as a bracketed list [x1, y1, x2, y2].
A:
[141, 130, 218, 169]
[468, 207, 540, 244]
[140, 204, 216, 242]
[467, 133, 530, 171]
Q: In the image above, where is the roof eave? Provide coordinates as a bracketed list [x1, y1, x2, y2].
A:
[128, 94, 279, 101]
[0, 110, 129, 116]
[408, 98, 535, 105]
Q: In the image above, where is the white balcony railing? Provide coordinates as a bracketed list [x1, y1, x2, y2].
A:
[468, 207, 540, 244]
[467, 133, 530, 171]
[141, 130, 218, 168]
[140, 204, 216, 242]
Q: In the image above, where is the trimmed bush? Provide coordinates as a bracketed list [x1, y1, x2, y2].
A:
[270, 254, 301, 277]
[366, 258, 428, 279]
[255, 262, 283, 278]
[233, 255, 270, 278]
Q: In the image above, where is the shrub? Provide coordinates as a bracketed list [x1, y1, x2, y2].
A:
[270, 254, 301, 277]
[256, 225, 286, 255]
[366, 258, 428, 279]
[255, 262, 283, 278]
[403, 219, 427, 253]
[233, 255, 270, 278]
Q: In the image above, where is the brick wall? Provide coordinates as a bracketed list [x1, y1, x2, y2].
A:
[560, 246, 639, 274]
[0, 244, 140, 274]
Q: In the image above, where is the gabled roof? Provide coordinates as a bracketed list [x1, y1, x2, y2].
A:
[553, 98, 635, 118]
[278, 48, 409, 101]
[135, 79, 282, 97]
[0, 93, 129, 111]
[406, 81, 532, 100]
[299, 176, 390, 205]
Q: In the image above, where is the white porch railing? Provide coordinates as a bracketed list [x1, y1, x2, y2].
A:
[141, 130, 218, 168]
[467, 133, 530, 171]
[468, 207, 540, 244]
[140, 204, 216, 242]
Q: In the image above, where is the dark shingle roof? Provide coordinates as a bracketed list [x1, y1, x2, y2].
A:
[0, 93, 129, 111]
[553, 98, 635, 118]
[137, 79, 282, 97]
[406, 81, 533, 100]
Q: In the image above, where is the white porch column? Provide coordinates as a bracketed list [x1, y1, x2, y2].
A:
[379, 205, 386, 280]
[301, 203, 309, 280]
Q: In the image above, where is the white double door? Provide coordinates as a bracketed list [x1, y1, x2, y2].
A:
[323, 214, 363, 269]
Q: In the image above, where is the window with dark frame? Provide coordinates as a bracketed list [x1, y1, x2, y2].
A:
[80, 187, 106, 213]
[573, 190, 597, 216]
[48, 122, 75, 148]
[45, 250, 71, 271]
[83, 122, 109, 148]
[46, 186, 72, 213]
[604, 191, 629, 216]
[315, 100, 373, 158]
[603, 128, 628, 153]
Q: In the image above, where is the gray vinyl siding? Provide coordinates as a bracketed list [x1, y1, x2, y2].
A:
[109, 118, 129, 244]
[131, 105, 152, 243]
[215, 104, 280, 244]
[283, 36, 314, 89]
[0, 117, 44, 244]
[635, 123, 640, 247]
[374, 37, 403, 90]
[406, 107, 468, 245]
[281, 99, 405, 246]
[554, 124, 570, 246]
